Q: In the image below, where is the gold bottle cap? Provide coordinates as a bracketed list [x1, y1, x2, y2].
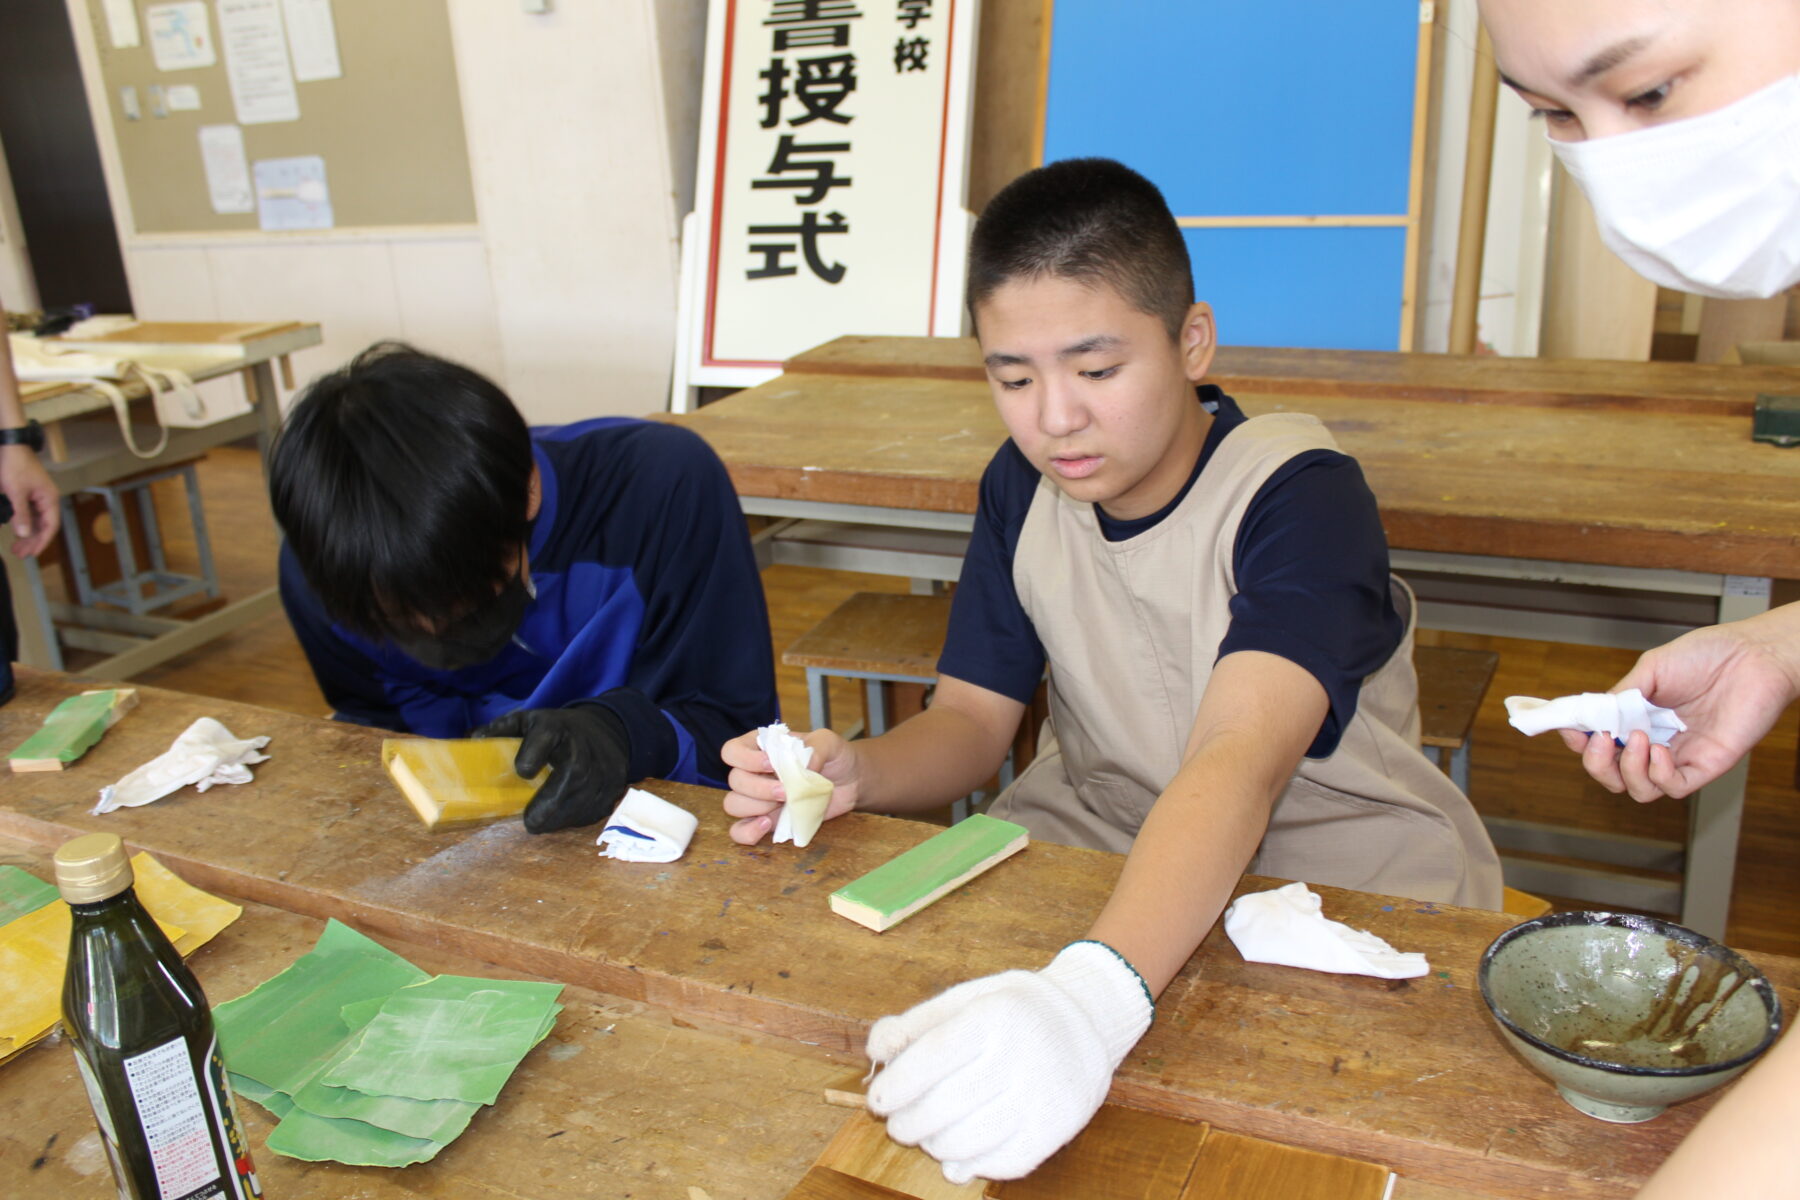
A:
[54, 833, 134, 904]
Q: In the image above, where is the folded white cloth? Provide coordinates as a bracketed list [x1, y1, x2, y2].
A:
[757, 722, 835, 849]
[1224, 882, 1430, 979]
[94, 718, 271, 814]
[596, 787, 699, 863]
[1504, 687, 1686, 746]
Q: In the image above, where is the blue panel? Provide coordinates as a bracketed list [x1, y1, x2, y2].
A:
[1186, 227, 1406, 351]
[1043, 0, 1418, 216]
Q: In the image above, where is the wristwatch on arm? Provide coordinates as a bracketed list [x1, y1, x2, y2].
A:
[0, 420, 44, 452]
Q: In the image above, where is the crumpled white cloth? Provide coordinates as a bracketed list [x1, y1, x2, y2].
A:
[757, 722, 834, 848]
[1504, 687, 1686, 747]
[1224, 881, 1430, 979]
[595, 787, 699, 863]
[94, 718, 271, 814]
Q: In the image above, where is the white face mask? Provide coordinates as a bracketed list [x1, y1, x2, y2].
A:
[1549, 72, 1800, 300]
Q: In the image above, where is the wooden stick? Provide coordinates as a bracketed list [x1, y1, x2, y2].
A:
[1449, 24, 1500, 355]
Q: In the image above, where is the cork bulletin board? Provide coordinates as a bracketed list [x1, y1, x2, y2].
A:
[83, 0, 476, 233]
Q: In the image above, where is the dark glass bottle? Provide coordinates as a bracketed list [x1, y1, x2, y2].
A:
[56, 832, 262, 1200]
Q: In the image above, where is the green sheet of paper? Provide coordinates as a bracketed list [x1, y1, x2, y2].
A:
[291, 1036, 481, 1143]
[214, 919, 429, 1096]
[229, 1072, 294, 1119]
[264, 1108, 446, 1168]
[324, 975, 563, 1105]
[0, 866, 57, 925]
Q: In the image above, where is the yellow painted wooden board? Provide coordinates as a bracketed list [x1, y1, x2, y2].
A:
[381, 738, 545, 830]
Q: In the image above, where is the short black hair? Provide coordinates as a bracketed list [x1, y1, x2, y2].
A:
[268, 342, 533, 641]
[967, 157, 1194, 338]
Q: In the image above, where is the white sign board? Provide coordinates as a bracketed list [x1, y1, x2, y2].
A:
[673, 0, 979, 407]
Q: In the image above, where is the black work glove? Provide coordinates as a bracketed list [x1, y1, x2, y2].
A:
[472, 705, 631, 834]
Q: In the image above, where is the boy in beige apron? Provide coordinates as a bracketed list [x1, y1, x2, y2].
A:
[720, 158, 1502, 1183]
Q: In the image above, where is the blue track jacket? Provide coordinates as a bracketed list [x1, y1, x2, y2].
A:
[279, 418, 778, 786]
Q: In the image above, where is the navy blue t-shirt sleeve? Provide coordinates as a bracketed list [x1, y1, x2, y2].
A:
[277, 542, 407, 732]
[936, 442, 1046, 703]
[1216, 451, 1403, 758]
[582, 424, 779, 785]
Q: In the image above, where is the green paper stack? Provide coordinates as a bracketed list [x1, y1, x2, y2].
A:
[0, 865, 59, 924]
[213, 919, 562, 1166]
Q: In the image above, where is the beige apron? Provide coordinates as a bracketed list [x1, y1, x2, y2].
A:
[989, 412, 1503, 910]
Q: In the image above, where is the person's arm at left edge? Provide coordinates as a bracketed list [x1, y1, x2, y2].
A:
[0, 305, 61, 558]
[867, 651, 1325, 1183]
[479, 424, 778, 833]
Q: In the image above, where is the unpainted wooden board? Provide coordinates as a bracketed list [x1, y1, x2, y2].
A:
[808, 1109, 985, 1200]
[789, 1165, 927, 1199]
[1180, 1128, 1391, 1200]
[985, 1105, 1210, 1200]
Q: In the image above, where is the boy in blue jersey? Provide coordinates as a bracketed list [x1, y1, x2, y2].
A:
[271, 343, 778, 833]
[720, 160, 1500, 1182]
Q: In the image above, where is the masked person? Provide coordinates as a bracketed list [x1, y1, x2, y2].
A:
[1479, 0, 1800, 806]
[1478, 4, 1800, 1197]
[271, 343, 779, 833]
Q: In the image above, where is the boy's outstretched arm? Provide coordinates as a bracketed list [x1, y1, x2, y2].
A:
[866, 650, 1326, 1182]
[722, 674, 1026, 842]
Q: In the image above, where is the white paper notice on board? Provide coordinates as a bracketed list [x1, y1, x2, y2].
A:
[254, 156, 333, 231]
[167, 85, 203, 112]
[219, 0, 301, 125]
[146, 3, 216, 70]
[199, 125, 255, 214]
[102, 0, 142, 48]
[281, 0, 343, 82]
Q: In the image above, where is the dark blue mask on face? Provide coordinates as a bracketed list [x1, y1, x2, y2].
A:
[390, 571, 532, 671]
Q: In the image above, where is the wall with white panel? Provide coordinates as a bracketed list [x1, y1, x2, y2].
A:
[55, 0, 707, 423]
[1419, 0, 1550, 358]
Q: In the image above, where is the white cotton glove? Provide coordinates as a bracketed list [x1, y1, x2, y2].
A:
[865, 940, 1154, 1184]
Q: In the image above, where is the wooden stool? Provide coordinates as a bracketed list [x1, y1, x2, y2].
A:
[782, 592, 951, 736]
[1415, 644, 1499, 794]
[784, 592, 1023, 820]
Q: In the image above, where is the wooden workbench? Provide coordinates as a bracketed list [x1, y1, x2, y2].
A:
[2, 671, 1794, 1198]
[0, 834, 860, 1199]
[670, 335, 1800, 579]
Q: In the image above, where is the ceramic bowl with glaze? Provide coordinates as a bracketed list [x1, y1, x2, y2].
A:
[1478, 912, 1783, 1123]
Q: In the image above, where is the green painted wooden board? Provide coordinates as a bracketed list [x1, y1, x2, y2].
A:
[829, 814, 1029, 932]
[8, 690, 131, 770]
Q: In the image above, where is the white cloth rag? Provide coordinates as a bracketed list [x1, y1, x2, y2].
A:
[1223, 881, 1430, 979]
[596, 787, 699, 863]
[94, 717, 271, 815]
[1504, 687, 1686, 747]
[757, 722, 834, 848]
